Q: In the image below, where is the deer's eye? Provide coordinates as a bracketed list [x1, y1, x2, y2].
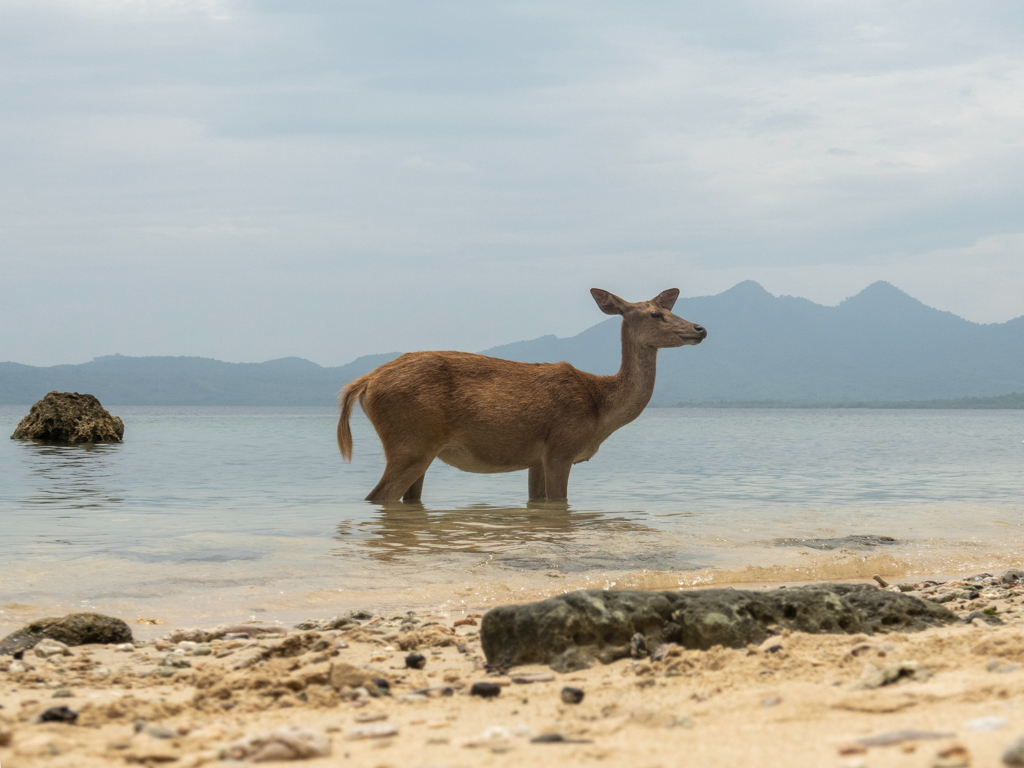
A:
[651, 312, 664, 320]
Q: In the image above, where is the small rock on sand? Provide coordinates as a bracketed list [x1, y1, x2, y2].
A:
[510, 672, 554, 684]
[354, 712, 388, 723]
[470, 682, 501, 698]
[347, 723, 398, 740]
[837, 743, 867, 755]
[851, 661, 930, 690]
[34, 639, 72, 658]
[856, 730, 955, 747]
[224, 725, 331, 762]
[933, 744, 970, 768]
[159, 655, 191, 669]
[1004, 734, 1024, 765]
[38, 706, 78, 724]
[0, 612, 133, 655]
[561, 686, 585, 704]
[405, 652, 426, 669]
[965, 716, 1007, 731]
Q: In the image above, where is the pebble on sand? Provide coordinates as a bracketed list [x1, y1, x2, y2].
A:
[852, 660, 929, 690]
[510, 672, 555, 684]
[1004, 734, 1024, 765]
[34, 639, 72, 658]
[837, 743, 868, 755]
[933, 744, 970, 768]
[224, 725, 332, 762]
[965, 716, 1007, 732]
[560, 686, 585, 704]
[347, 723, 399, 740]
[354, 712, 388, 723]
[38, 706, 78, 724]
[856, 730, 955, 747]
[405, 652, 427, 670]
[470, 681, 502, 698]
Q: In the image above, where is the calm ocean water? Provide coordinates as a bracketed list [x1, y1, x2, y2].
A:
[2, 406, 1023, 633]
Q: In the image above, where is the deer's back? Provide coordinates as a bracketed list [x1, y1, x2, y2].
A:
[360, 351, 603, 431]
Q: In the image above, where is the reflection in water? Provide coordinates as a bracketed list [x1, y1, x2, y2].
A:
[15, 441, 124, 509]
[334, 502, 694, 572]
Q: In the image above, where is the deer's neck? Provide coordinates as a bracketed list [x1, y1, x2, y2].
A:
[601, 323, 658, 429]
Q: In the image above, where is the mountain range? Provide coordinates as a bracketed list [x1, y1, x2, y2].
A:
[2, 281, 1023, 407]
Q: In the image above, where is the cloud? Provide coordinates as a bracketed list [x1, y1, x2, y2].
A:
[1, 1, 1023, 365]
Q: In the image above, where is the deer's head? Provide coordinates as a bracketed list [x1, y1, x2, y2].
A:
[591, 288, 707, 348]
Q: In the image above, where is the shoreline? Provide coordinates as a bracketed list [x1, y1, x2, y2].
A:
[5, 541, 1024, 644]
[5, 569, 1024, 766]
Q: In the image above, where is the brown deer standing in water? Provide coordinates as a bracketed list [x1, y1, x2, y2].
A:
[337, 288, 706, 503]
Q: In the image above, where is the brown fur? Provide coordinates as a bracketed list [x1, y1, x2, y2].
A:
[337, 288, 706, 503]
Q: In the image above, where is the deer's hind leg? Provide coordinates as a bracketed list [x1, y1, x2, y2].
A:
[366, 455, 434, 503]
[528, 465, 546, 501]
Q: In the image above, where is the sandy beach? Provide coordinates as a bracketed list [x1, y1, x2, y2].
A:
[4, 571, 1024, 767]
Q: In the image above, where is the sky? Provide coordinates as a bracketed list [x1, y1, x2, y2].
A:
[2, 0, 1024, 367]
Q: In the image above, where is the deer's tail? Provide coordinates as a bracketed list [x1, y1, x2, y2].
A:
[337, 376, 369, 462]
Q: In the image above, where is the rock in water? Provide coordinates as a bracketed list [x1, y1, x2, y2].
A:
[11, 391, 124, 443]
[0, 613, 133, 655]
[480, 584, 957, 669]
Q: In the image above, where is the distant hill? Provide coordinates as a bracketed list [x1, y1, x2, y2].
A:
[2, 281, 1023, 407]
[675, 392, 1024, 410]
[0, 353, 400, 406]
[482, 281, 1024, 405]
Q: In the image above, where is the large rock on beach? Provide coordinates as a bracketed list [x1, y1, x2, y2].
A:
[0, 613, 132, 655]
[10, 391, 124, 443]
[480, 584, 957, 669]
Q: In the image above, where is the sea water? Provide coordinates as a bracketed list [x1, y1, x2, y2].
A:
[1, 406, 1023, 635]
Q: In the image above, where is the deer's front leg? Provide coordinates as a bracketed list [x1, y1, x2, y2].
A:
[528, 465, 546, 501]
[541, 457, 571, 502]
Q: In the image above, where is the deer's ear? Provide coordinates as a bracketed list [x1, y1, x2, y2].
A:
[591, 288, 629, 315]
[652, 288, 680, 311]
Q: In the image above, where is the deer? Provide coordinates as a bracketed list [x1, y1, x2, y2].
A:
[336, 288, 706, 503]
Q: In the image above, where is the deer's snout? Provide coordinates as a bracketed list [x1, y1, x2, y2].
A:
[693, 324, 707, 338]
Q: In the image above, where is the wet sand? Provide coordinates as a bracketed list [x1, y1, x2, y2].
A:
[4, 532, 1024, 647]
[5, 571, 1024, 767]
